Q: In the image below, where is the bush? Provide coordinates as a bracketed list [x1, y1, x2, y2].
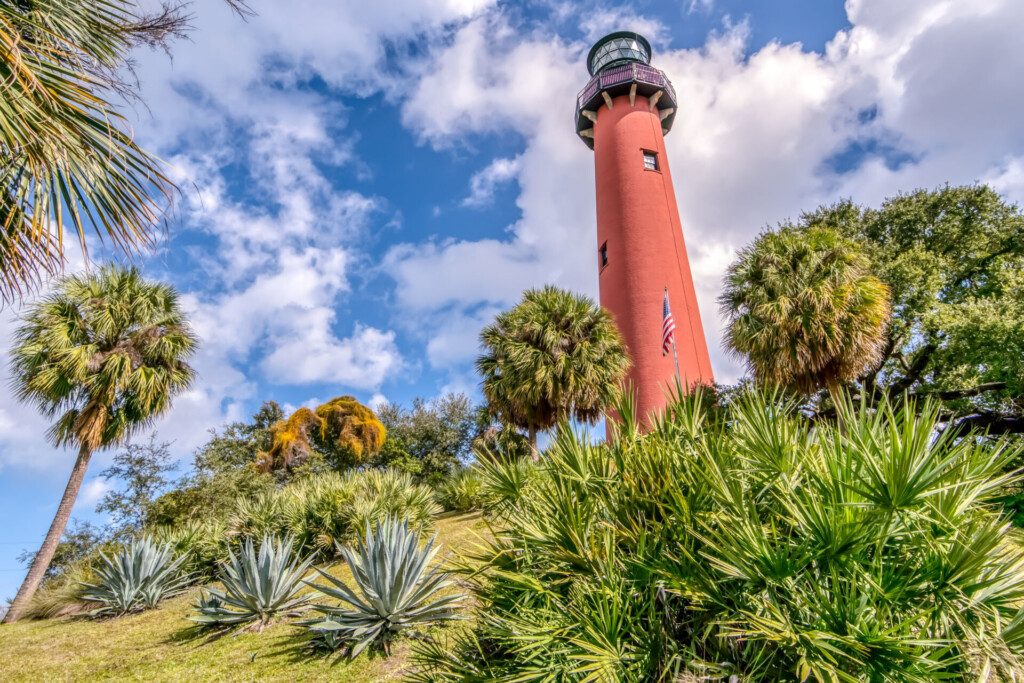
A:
[192, 534, 313, 630]
[413, 390, 1024, 681]
[152, 520, 229, 581]
[80, 537, 190, 617]
[225, 469, 440, 559]
[306, 518, 463, 658]
[229, 490, 285, 540]
[434, 468, 486, 512]
[280, 472, 360, 555]
[474, 455, 544, 519]
[355, 469, 440, 531]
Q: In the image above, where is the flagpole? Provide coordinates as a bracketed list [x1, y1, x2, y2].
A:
[665, 288, 682, 386]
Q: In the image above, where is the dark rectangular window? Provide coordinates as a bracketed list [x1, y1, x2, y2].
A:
[599, 242, 608, 268]
[643, 150, 659, 171]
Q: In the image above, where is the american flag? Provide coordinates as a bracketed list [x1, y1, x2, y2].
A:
[662, 289, 676, 356]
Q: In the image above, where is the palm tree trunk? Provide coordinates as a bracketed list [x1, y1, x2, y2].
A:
[2, 444, 92, 624]
[528, 425, 539, 461]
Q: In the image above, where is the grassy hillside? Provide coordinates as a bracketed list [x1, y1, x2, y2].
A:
[0, 512, 485, 682]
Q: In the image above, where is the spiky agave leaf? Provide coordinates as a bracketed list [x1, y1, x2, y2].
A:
[191, 534, 314, 629]
[79, 537, 190, 616]
[306, 518, 464, 658]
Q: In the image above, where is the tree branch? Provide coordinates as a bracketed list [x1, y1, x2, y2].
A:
[889, 342, 936, 394]
[949, 412, 1024, 436]
[928, 382, 1008, 401]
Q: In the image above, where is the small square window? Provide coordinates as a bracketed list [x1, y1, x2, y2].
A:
[599, 242, 609, 268]
[642, 150, 659, 171]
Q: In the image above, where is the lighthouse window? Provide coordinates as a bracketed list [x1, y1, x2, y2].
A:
[643, 150, 659, 171]
[599, 242, 609, 268]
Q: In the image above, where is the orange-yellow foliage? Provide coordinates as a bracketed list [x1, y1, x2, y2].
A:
[258, 397, 385, 472]
[314, 396, 386, 464]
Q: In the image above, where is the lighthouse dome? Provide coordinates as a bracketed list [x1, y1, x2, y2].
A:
[587, 32, 652, 76]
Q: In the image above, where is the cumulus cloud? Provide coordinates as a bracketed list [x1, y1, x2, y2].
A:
[579, 7, 668, 46]
[463, 157, 522, 207]
[76, 479, 114, 511]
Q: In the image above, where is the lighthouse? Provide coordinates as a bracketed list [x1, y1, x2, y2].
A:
[576, 32, 714, 424]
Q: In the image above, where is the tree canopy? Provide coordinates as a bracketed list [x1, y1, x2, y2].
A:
[726, 185, 1024, 433]
[375, 393, 486, 480]
[4, 265, 196, 623]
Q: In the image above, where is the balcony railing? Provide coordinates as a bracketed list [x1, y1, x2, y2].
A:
[576, 62, 677, 112]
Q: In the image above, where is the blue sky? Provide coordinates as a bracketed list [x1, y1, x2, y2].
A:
[2, 0, 1024, 600]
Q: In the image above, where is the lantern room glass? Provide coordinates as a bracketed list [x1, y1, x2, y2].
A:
[588, 36, 651, 74]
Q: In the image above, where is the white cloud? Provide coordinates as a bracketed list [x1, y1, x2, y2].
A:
[263, 323, 401, 388]
[462, 157, 522, 207]
[76, 479, 114, 511]
[0, 0, 498, 472]
[687, 0, 714, 15]
[579, 7, 668, 46]
[983, 158, 1024, 205]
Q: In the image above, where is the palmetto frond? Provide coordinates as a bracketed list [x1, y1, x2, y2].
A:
[412, 388, 1024, 680]
[0, 1, 176, 301]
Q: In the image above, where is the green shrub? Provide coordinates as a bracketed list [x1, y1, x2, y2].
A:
[220, 469, 441, 560]
[354, 469, 440, 531]
[152, 520, 229, 580]
[192, 535, 313, 630]
[280, 472, 360, 555]
[228, 490, 285, 541]
[306, 518, 463, 658]
[474, 454, 544, 518]
[273, 469, 440, 557]
[435, 468, 486, 512]
[413, 389, 1024, 681]
[80, 537, 190, 617]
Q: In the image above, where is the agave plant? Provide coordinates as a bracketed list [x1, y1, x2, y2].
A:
[191, 535, 314, 630]
[306, 518, 463, 657]
[79, 537, 190, 617]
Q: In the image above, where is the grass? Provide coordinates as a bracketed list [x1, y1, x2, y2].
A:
[0, 512, 485, 682]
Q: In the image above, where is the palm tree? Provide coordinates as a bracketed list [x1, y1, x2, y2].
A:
[0, 0, 250, 302]
[2, 266, 197, 623]
[719, 225, 890, 395]
[476, 286, 630, 457]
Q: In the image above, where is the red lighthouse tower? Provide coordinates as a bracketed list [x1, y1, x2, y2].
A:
[576, 32, 714, 424]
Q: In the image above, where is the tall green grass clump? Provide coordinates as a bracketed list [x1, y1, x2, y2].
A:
[229, 470, 440, 557]
[435, 468, 486, 513]
[413, 389, 1024, 681]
